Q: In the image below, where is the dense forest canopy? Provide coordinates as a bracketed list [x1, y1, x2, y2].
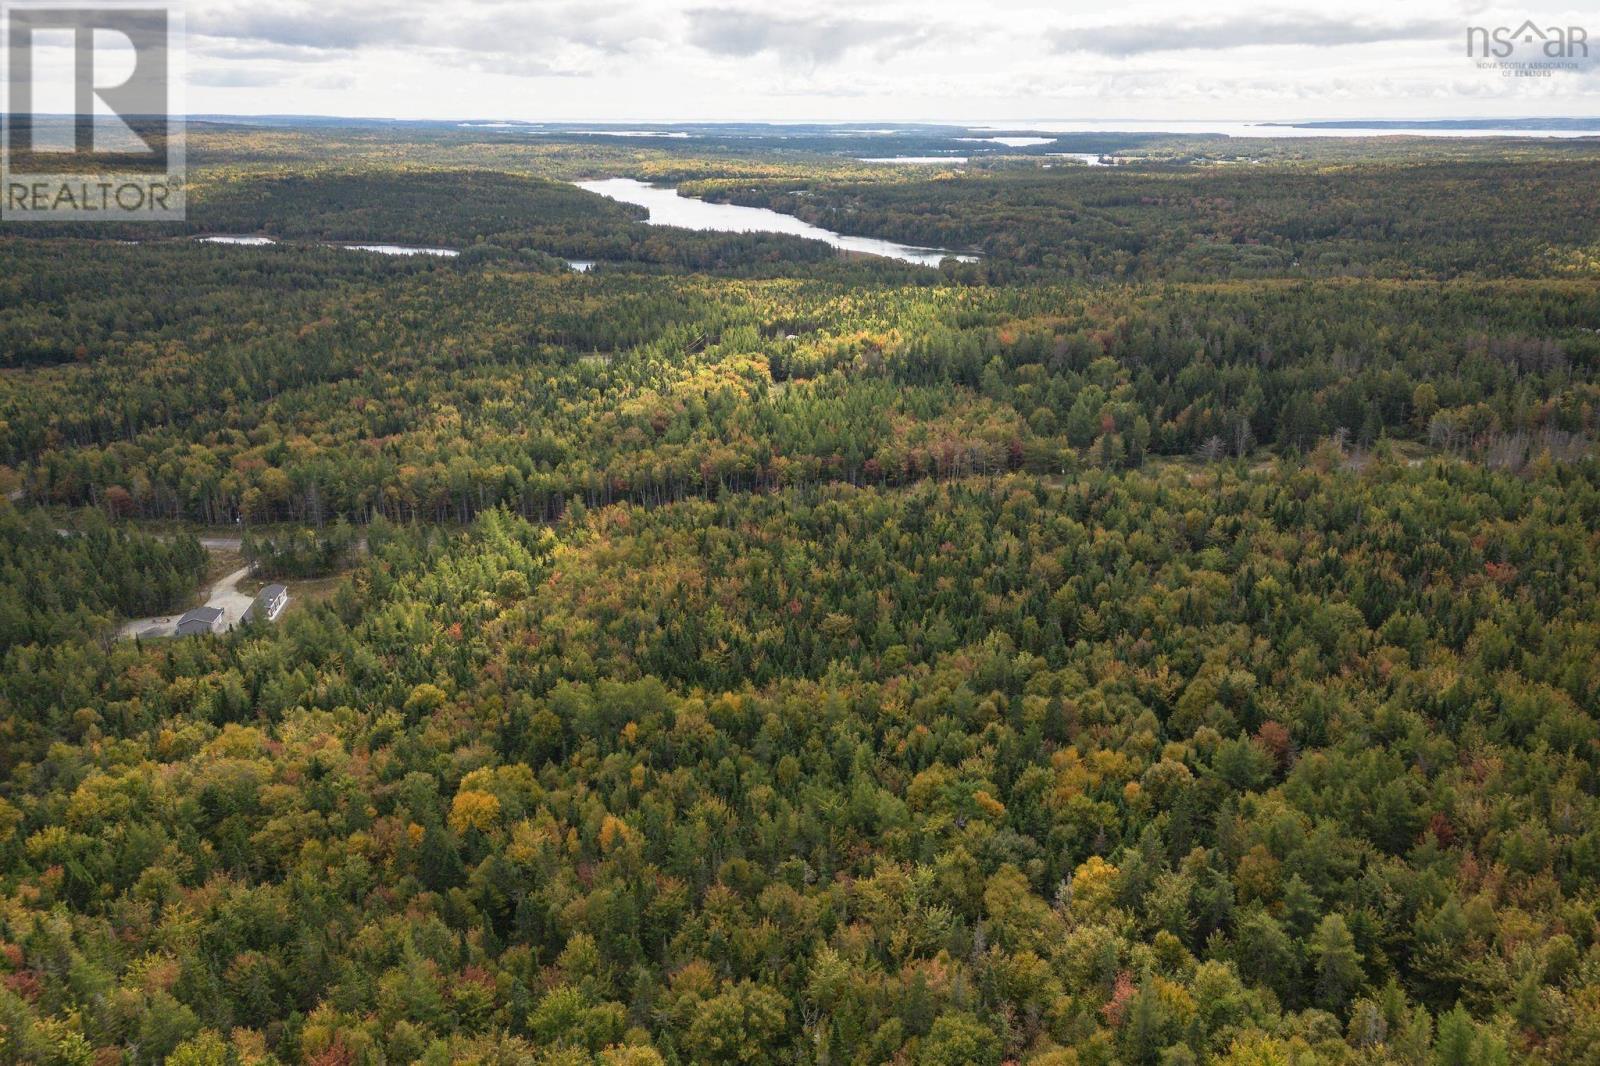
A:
[683, 160, 1600, 279]
[0, 507, 205, 652]
[0, 124, 1598, 1065]
[3, 259, 1594, 524]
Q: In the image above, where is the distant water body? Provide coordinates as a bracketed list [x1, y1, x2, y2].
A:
[196, 236, 459, 257]
[342, 244, 459, 257]
[859, 156, 969, 164]
[574, 178, 977, 267]
[970, 120, 1600, 139]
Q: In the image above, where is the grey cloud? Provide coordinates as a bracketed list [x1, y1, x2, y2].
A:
[190, 38, 347, 64]
[306, 72, 358, 91]
[191, 67, 285, 87]
[440, 4, 655, 61]
[450, 50, 590, 78]
[192, 1, 653, 71]
[687, 8, 934, 65]
[192, 8, 419, 51]
[1053, 14, 1459, 56]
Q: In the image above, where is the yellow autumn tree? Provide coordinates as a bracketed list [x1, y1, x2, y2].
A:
[448, 789, 501, 834]
[1069, 855, 1120, 920]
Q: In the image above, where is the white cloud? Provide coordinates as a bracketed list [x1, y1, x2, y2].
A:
[177, 0, 1600, 121]
[1053, 14, 1457, 56]
[685, 8, 937, 65]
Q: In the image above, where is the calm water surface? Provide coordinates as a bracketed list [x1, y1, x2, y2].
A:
[575, 178, 976, 267]
[971, 120, 1600, 139]
[858, 156, 969, 165]
[196, 236, 460, 257]
[342, 244, 459, 257]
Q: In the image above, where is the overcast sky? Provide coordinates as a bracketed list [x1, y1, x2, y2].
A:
[178, 0, 1600, 121]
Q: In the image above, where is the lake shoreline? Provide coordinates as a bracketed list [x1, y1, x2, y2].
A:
[574, 177, 978, 267]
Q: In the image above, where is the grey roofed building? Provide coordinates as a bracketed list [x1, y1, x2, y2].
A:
[246, 584, 289, 624]
[176, 606, 224, 637]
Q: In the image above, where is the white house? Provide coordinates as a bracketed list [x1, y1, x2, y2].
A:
[248, 584, 289, 624]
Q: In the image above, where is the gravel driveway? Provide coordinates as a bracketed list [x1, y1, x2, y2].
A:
[120, 564, 255, 640]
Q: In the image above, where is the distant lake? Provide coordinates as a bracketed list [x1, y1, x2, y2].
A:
[575, 178, 977, 267]
[859, 156, 969, 165]
[460, 124, 690, 139]
[969, 120, 1600, 139]
[957, 137, 1056, 148]
[342, 244, 459, 257]
[195, 236, 460, 257]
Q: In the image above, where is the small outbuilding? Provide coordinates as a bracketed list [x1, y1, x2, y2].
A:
[176, 606, 224, 637]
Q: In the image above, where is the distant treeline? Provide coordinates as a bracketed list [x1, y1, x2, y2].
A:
[686, 159, 1600, 281]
